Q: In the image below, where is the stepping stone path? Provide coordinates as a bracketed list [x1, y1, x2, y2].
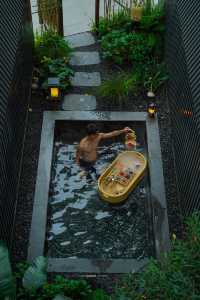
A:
[63, 94, 97, 111]
[69, 52, 100, 66]
[62, 32, 101, 111]
[65, 32, 96, 49]
[71, 72, 101, 87]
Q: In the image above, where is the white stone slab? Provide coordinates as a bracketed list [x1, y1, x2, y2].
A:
[71, 72, 101, 87]
[62, 94, 96, 110]
[69, 51, 100, 66]
[65, 32, 95, 48]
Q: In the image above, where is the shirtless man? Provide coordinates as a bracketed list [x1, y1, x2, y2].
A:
[76, 123, 131, 177]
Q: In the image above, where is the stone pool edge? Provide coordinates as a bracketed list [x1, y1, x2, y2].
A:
[27, 111, 170, 273]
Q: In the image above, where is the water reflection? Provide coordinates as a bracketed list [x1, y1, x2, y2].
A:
[47, 139, 153, 259]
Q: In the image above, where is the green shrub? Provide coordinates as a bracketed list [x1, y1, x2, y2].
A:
[33, 29, 73, 92]
[112, 213, 200, 300]
[34, 29, 72, 64]
[92, 11, 132, 37]
[16, 273, 92, 299]
[40, 57, 74, 90]
[101, 30, 158, 65]
[88, 288, 110, 300]
[41, 276, 92, 300]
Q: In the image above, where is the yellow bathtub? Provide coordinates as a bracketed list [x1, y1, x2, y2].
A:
[98, 151, 147, 204]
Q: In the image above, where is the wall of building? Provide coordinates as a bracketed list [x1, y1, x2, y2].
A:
[0, 0, 33, 246]
[166, 0, 200, 215]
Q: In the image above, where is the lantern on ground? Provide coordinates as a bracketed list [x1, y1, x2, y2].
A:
[48, 77, 61, 101]
[147, 102, 157, 118]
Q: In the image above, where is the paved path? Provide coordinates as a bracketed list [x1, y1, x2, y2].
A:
[62, 32, 101, 111]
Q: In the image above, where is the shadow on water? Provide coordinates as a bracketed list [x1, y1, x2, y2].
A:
[47, 124, 154, 259]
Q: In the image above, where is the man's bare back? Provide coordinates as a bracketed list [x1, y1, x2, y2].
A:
[76, 123, 131, 165]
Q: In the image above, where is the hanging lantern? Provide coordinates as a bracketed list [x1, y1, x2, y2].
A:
[48, 77, 61, 101]
[147, 102, 157, 118]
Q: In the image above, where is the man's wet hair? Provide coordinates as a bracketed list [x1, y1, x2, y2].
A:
[86, 123, 98, 135]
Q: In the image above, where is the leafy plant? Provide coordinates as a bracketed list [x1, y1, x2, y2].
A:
[112, 213, 200, 300]
[88, 288, 110, 300]
[101, 30, 158, 65]
[40, 57, 74, 90]
[98, 72, 141, 104]
[144, 61, 168, 93]
[92, 11, 132, 37]
[41, 276, 92, 299]
[0, 241, 16, 300]
[22, 256, 47, 291]
[34, 29, 72, 64]
[33, 29, 73, 93]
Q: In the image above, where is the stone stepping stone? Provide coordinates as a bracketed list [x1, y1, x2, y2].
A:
[65, 32, 95, 48]
[69, 51, 100, 66]
[71, 72, 101, 87]
[62, 94, 96, 110]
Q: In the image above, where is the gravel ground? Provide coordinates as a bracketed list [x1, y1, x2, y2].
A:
[12, 33, 183, 290]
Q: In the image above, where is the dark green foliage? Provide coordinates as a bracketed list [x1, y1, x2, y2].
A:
[141, 1, 165, 33]
[143, 61, 168, 93]
[92, 11, 132, 37]
[16, 275, 92, 300]
[34, 29, 72, 64]
[112, 213, 200, 300]
[40, 57, 74, 90]
[98, 62, 167, 101]
[22, 256, 47, 291]
[88, 288, 110, 300]
[98, 72, 142, 104]
[101, 30, 158, 65]
[33, 30, 73, 92]
[41, 276, 91, 300]
[0, 241, 16, 299]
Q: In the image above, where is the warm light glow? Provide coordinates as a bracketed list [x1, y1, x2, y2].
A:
[148, 108, 156, 114]
[183, 110, 192, 116]
[147, 103, 157, 117]
[50, 87, 59, 98]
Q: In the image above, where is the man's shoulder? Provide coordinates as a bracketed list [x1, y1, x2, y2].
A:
[98, 132, 104, 138]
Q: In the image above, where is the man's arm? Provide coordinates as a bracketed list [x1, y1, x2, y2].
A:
[100, 127, 130, 139]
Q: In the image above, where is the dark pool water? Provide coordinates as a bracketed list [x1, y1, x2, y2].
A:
[47, 133, 154, 259]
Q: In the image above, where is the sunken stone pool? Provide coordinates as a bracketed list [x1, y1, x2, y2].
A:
[28, 111, 170, 273]
[47, 122, 153, 260]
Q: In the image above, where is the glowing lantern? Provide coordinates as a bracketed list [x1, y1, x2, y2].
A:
[48, 77, 61, 101]
[147, 102, 157, 118]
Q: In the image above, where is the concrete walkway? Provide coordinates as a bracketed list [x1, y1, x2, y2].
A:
[62, 32, 101, 111]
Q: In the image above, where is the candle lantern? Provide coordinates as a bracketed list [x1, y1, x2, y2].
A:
[147, 102, 157, 118]
[48, 77, 61, 101]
